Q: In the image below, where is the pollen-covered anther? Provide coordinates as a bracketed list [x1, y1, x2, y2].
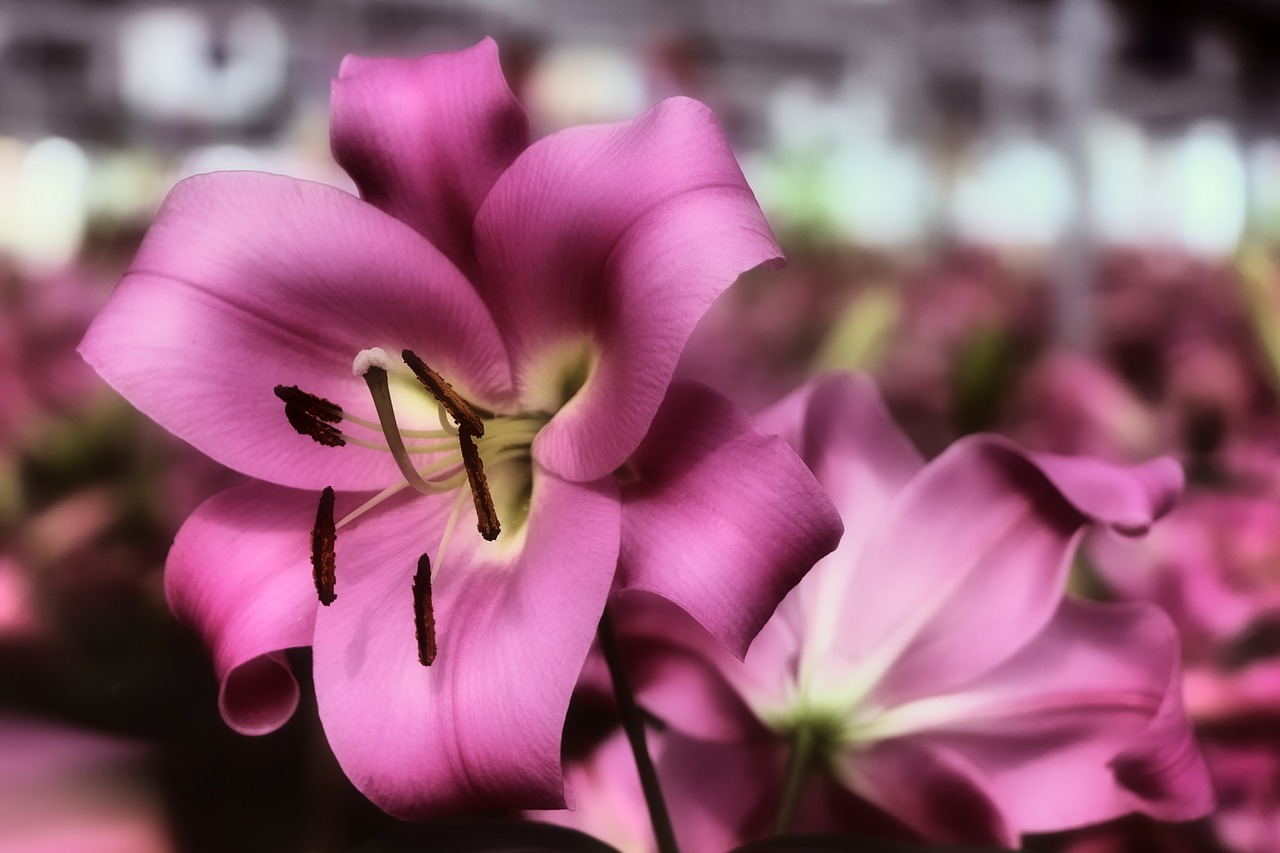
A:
[311, 486, 337, 605]
[401, 349, 484, 436]
[274, 385, 346, 447]
[459, 430, 500, 540]
[413, 554, 437, 666]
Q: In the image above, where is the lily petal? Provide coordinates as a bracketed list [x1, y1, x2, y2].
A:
[840, 739, 1017, 847]
[617, 381, 842, 656]
[882, 599, 1213, 833]
[756, 373, 924, 523]
[847, 437, 1181, 709]
[165, 481, 320, 735]
[473, 97, 782, 481]
[79, 171, 512, 491]
[331, 38, 530, 276]
[611, 593, 770, 744]
[313, 468, 621, 818]
[755, 373, 922, 660]
[1027, 452, 1183, 537]
[537, 728, 782, 853]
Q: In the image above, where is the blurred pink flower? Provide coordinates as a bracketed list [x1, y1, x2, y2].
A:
[1202, 739, 1280, 853]
[0, 716, 171, 853]
[602, 373, 1212, 849]
[1006, 352, 1160, 462]
[79, 39, 840, 818]
[1087, 481, 1280, 853]
[0, 556, 41, 639]
[0, 264, 115, 442]
[1090, 493, 1280, 664]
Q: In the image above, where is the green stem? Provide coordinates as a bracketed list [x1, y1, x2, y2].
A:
[774, 725, 815, 836]
[597, 607, 680, 853]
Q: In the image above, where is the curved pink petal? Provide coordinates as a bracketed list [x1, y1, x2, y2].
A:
[313, 468, 621, 818]
[537, 728, 782, 853]
[1028, 453, 1183, 536]
[331, 38, 529, 276]
[544, 723, 926, 851]
[80, 171, 512, 491]
[473, 97, 782, 481]
[895, 599, 1212, 833]
[531, 731, 656, 852]
[165, 481, 321, 735]
[755, 373, 924, 521]
[655, 731, 783, 852]
[841, 739, 1017, 846]
[754, 373, 923, 651]
[849, 436, 1182, 709]
[617, 381, 842, 656]
[610, 593, 769, 744]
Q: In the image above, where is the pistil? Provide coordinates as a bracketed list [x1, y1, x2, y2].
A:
[355, 349, 460, 497]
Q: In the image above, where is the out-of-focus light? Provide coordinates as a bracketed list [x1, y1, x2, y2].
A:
[1, 137, 89, 271]
[119, 6, 286, 125]
[87, 151, 168, 224]
[768, 78, 890, 156]
[522, 45, 648, 132]
[1163, 122, 1246, 256]
[827, 140, 933, 247]
[1247, 139, 1280, 242]
[176, 144, 273, 178]
[750, 77, 928, 247]
[0, 136, 27, 253]
[171, 139, 356, 194]
[1087, 115, 1150, 245]
[951, 133, 1074, 247]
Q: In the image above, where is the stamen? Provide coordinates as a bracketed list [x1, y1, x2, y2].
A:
[274, 385, 342, 420]
[413, 554, 437, 666]
[336, 479, 411, 530]
[459, 431, 501, 540]
[432, 486, 470, 583]
[402, 349, 485, 436]
[357, 358, 456, 497]
[311, 486, 337, 605]
[275, 385, 346, 447]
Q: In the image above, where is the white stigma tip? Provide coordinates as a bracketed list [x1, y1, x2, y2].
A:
[353, 347, 395, 377]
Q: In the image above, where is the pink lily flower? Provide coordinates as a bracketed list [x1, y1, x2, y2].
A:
[605, 373, 1213, 848]
[78, 40, 841, 818]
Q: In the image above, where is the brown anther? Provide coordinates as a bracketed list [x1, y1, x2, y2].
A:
[401, 349, 485, 436]
[311, 486, 337, 605]
[274, 385, 342, 421]
[275, 385, 346, 447]
[458, 431, 501, 540]
[412, 554, 437, 666]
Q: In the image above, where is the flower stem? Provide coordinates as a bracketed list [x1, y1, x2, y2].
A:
[598, 606, 680, 853]
[774, 725, 815, 836]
